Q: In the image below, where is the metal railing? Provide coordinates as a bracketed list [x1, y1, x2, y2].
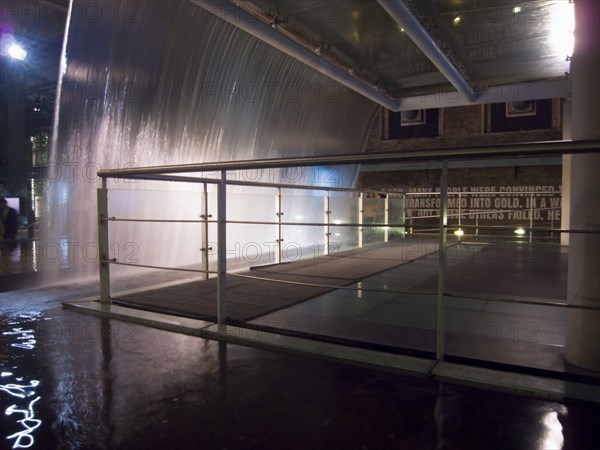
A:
[404, 190, 562, 243]
[97, 175, 407, 323]
[96, 139, 600, 370]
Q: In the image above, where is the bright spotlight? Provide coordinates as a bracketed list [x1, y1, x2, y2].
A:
[8, 43, 27, 60]
[454, 229, 464, 237]
[514, 227, 526, 235]
[549, 1, 575, 59]
[513, 6, 521, 14]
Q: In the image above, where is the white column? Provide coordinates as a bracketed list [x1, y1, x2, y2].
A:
[560, 100, 571, 246]
[565, 0, 600, 370]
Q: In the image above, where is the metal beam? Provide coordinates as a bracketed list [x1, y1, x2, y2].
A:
[399, 79, 571, 111]
[377, 0, 477, 103]
[188, 0, 402, 111]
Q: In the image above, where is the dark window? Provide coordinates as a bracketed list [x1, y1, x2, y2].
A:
[489, 99, 553, 132]
[387, 109, 439, 139]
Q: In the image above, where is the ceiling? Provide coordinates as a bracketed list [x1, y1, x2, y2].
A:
[210, 0, 573, 109]
[1, 0, 573, 109]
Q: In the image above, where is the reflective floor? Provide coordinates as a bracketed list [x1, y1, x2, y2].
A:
[2, 284, 600, 449]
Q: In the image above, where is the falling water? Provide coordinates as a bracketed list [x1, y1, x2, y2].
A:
[43, 0, 377, 283]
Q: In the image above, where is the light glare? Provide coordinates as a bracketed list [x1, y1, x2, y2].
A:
[549, 1, 575, 58]
[8, 43, 27, 60]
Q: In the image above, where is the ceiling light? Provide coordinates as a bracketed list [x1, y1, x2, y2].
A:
[8, 43, 27, 60]
[454, 228, 464, 237]
[513, 6, 521, 13]
[453, 16, 461, 24]
[514, 227, 526, 235]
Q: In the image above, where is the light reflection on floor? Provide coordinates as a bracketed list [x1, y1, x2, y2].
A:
[1, 312, 44, 449]
[1, 285, 599, 449]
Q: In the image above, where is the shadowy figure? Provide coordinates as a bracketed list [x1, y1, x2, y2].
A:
[1, 197, 19, 240]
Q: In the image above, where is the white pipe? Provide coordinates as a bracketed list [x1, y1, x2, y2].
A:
[377, 0, 477, 103]
[189, 0, 402, 111]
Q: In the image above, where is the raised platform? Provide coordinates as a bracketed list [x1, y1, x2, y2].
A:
[64, 239, 600, 400]
[112, 239, 440, 322]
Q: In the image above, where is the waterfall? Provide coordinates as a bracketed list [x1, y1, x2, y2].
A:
[43, 0, 376, 283]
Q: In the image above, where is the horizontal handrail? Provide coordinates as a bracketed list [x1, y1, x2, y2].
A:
[408, 207, 561, 220]
[104, 259, 217, 275]
[100, 218, 600, 234]
[102, 217, 211, 224]
[98, 139, 600, 178]
[405, 191, 560, 196]
[105, 172, 405, 196]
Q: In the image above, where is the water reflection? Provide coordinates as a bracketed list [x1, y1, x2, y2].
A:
[1, 313, 44, 449]
[5, 396, 42, 449]
[538, 406, 567, 450]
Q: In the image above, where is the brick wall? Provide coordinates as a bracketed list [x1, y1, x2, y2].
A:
[366, 99, 562, 152]
[358, 100, 564, 234]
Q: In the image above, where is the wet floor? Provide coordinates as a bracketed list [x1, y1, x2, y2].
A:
[1, 284, 600, 450]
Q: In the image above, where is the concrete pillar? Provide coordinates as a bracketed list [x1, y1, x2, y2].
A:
[565, 0, 600, 370]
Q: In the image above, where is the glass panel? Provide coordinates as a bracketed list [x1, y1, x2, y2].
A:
[279, 185, 325, 257]
[329, 194, 359, 251]
[329, 225, 357, 252]
[110, 265, 201, 293]
[227, 191, 277, 222]
[108, 221, 203, 268]
[329, 194, 358, 224]
[363, 196, 385, 245]
[388, 195, 405, 240]
[226, 223, 279, 270]
[108, 188, 204, 221]
[282, 225, 323, 259]
[107, 188, 205, 273]
[281, 191, 324, 223]
[404, 192, 439, 237]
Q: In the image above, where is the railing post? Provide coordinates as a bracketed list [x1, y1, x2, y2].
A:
[276, 187, 282, 264]
[324, 192, 330, 255]
[384, 194, 389, 243]
[201, 182, 210, 281]
[436, 161, 448, 362]
[402, 193, 407, 238]
[458, 192, 462, 227]
[217, 170, 227, 325]
[98, 179, 111, 304]
[358, 192, 364, 248]
[529, 192, 534, 243]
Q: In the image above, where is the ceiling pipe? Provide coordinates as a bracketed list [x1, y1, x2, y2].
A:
[377, 0, 478, 103]
[188, 0, 403, 111]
